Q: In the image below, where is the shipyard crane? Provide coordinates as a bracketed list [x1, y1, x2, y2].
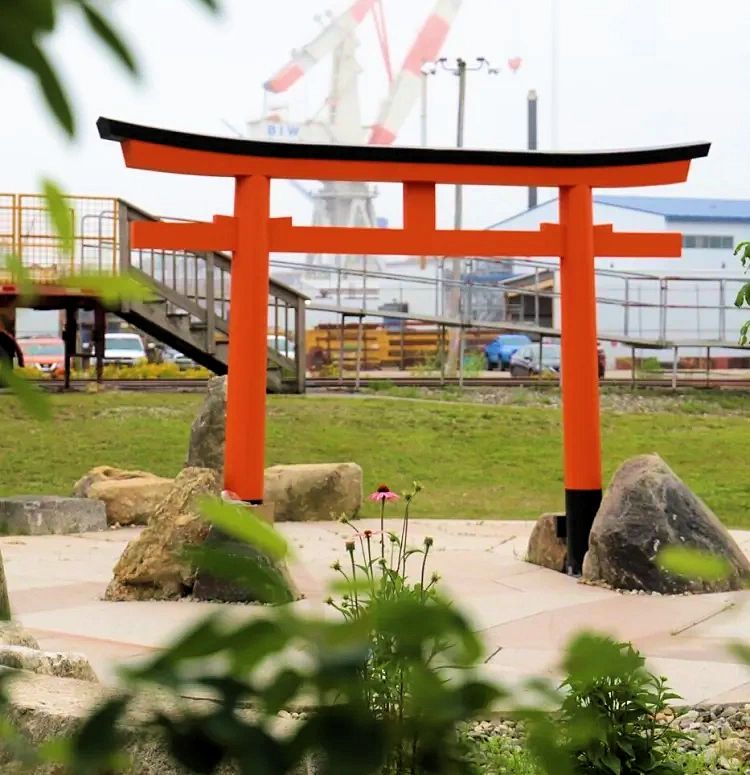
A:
[250, 0, 465, 298]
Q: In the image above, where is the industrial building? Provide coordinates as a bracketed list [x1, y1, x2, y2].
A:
[282, 195, 750, 364]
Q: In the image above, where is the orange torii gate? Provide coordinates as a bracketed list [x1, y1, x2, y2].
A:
[97, 117, 709, 575]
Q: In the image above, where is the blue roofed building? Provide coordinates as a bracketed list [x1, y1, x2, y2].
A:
[475, 195, 750, 361]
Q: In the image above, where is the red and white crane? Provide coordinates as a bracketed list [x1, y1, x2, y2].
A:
[249, 0, 497, 298]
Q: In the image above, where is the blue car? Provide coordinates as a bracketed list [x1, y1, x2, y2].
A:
[484, 334, 533, 371]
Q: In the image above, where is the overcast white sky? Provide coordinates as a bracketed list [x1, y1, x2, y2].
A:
[2, 0, 749, 230]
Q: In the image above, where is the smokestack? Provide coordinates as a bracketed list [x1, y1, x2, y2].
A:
[527, 89, 538, 209]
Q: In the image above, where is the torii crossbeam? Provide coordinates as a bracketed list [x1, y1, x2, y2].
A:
[97, 117, 709, 575]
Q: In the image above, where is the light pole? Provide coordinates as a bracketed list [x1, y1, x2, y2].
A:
[423, 57, 499, 374]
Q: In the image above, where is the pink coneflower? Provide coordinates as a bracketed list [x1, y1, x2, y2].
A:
[369, 485, 400, 503]
[353, 529, 383, 539]
[370, 485, 399, 561]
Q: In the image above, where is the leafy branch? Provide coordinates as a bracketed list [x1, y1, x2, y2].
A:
[0, 0, 220, 137]
[734, 241, 750, 345]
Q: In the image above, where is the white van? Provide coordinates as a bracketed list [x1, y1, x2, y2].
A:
[103, 333, 147, 365]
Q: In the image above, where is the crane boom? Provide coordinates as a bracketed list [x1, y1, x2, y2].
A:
[263, 0, 378, 94]
[368, 0, 464, 145]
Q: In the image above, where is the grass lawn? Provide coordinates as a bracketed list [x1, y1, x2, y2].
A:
[1, 391, 748, 526]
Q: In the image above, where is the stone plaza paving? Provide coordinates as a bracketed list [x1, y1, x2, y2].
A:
[4, 519, 750, 705]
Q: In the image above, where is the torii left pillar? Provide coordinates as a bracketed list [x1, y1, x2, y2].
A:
[227, 176, 271, 503]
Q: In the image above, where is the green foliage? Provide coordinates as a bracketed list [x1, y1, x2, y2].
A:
[0, 0, 220, 137]
[734, 242, 750, 345]
[330, 484, 496, 775]
[639, 357, 663, 374]
[0, 361, 51, 420]
[42, 178, 73, 254]
[656, 546, 732, 583]
[525, 634, 685, 775]
[462, 351, 486, 378]
[57, 270, 155, 306]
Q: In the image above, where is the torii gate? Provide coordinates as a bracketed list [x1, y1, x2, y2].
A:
[97, 117, 709, 575]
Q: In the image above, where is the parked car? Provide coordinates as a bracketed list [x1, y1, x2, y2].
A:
[162, 346, 196, 369]
[18, 335, 65, 377]
[509, 343, 561, 378]
[103, 333, 147, 366]
[509, 343, 607, 379]
[484, 334, 532, 371]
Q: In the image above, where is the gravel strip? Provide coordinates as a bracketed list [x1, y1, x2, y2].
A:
[466, 704, 750, 771]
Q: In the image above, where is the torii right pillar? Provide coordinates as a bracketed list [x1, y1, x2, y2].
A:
[557, 184, 605, 575]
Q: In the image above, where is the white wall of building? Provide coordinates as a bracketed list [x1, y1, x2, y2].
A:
[493, 201, 750, 362]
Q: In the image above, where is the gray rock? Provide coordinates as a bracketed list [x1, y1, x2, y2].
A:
[185, 376, 229, 472]
[192, 526, 300, 605]
[0, 646, 97, 682]
[0, 496, 106, 536]
[582, 454, 750, 594]
[186, 374, 281, 474]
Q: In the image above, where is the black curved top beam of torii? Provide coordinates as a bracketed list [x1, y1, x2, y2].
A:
[98, 116, 709, 172]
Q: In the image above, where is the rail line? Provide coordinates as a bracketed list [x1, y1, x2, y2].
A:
[17, 376, 750, 393]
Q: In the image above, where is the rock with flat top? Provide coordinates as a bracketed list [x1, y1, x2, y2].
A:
[582, 454, 750, 594]
[0, 496, 106, 536]
[527, 513, 566, 573]
[74, 466, 174, 526]
[264, 463, 363, 522]
[0, 646, 97, 682]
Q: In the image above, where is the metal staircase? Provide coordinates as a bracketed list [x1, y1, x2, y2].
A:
[116, 199, 307, 393]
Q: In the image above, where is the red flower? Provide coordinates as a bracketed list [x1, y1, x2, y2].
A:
[369, 485, 400, 503]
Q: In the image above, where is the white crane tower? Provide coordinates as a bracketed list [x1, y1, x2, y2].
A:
[248, 0, 464, 300]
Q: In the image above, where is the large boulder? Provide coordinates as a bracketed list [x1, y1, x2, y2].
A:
[526, 513, 566, 573]
[105, 469, 297, 604]
[74, 466, 174, 527]
[105, 467, 221, 601]
[0, 496, 106, 536]
[264, 463, 362, 522]
[583, 454, 750, 594]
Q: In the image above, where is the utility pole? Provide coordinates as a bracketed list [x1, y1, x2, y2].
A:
[423, 56, 499, 374]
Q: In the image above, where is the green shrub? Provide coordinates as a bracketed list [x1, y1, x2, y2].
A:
[526, 634, 685, 775]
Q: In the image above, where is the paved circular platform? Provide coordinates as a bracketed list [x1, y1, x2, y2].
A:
[4, 520, 750, 704]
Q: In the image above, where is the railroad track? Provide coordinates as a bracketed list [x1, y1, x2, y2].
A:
[310, 377, 750, 390]
[20, 376, 750, 392]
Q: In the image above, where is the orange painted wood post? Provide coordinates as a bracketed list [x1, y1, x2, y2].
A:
[224, 174, 271, 503]
[559, 184, 602, 574]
